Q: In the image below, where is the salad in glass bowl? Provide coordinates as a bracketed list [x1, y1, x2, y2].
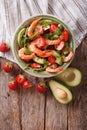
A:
[12, 15, 75, 78]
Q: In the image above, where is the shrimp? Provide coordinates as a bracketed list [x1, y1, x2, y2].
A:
[18, 48, 35, 62]
[46, 34, 64, 45]
[63, 48, 74, 62]
[27, 18, 41, 37]
[28, 42, 53, 58]
[46, 64, 63, 73]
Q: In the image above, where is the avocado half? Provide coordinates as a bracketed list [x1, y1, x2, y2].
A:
[49, 80, 73, 104]
[56, 67, 82, 87]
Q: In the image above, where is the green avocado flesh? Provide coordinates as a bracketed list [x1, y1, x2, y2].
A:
[56, 67, 82, 87]
[33, 56, 47, 64]
[18, 28, 26, 47]
[49, 80, 73, 104]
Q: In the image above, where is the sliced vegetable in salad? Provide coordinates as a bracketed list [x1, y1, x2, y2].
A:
[17, 17, 74, 73]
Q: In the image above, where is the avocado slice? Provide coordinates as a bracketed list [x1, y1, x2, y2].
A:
[49, 80, 73, 104]
[18, 28, 26, 47]
[33, 56, 47, 64]
[56, 67, 82, 87]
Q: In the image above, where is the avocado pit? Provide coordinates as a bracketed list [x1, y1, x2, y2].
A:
[64, 71, 75, 82]
[57, 88, 67, 99]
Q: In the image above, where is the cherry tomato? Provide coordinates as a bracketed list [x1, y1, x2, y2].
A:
[30, 63, 41, 68]
[34, 36, 47, 48]
[0, 42, 10, 52]
[48, 55, 56, 64]
[22, 80, 32, 89]
[36, 83, 47, 93]
[55, 41, 65, 50]
[16, 74, 27, 84]
[63, 30, 69, 41]
[8, 80, 18, 90]
[50, 23, 58, 33]
[3, 62, 14, 73]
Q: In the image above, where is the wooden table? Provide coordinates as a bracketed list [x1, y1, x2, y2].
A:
[0, 36, 87, 130]
[0, 0, 87, 129]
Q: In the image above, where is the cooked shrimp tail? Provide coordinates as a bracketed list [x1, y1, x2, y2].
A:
[46, 34, 64, 45]
[18, 48, 35, 62]
[27, 18, 41, 37]
[46, 64, 63, 73]
[63, 48, 74, 62]
[28, 42, 53, 58]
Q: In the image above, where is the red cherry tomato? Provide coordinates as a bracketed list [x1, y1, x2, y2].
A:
[63, 30, 69, 41]
[36, 83, 47, 93]
[50, 23, 58, 33]
[8, 81, 18, 90]
[22, 80, 32, 89]
[0, 42, 10, 52]
[3, 62, 14, 73]
[55, 41, 65, 51]
[34, 36, 47, 48]
[48, 55, 56, 64]
[16, 74, 27, 84]
[30, 63, 41, 68]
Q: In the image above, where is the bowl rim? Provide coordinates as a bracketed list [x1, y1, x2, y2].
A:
[12, 14, 75, 78]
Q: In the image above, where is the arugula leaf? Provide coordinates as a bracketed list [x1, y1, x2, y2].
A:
[24, 63, 30, 70]
[24, 46, 32, 54]
[55, 28, 62, 35]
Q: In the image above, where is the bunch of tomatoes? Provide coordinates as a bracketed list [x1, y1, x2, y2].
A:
[0, 42, 47, 93]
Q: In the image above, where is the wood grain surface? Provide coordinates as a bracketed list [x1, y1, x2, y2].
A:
[0, 0, 87, 130]
[0, 36, 87, 130]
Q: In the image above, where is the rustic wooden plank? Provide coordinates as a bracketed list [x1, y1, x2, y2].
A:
[67, 36, 87, 130]
[21, 76, 45, 130]
[0, 58, 21, 130]
[45, 91, 67, 130]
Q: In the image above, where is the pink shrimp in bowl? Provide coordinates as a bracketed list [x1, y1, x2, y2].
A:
[12, 14, 75, 78]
